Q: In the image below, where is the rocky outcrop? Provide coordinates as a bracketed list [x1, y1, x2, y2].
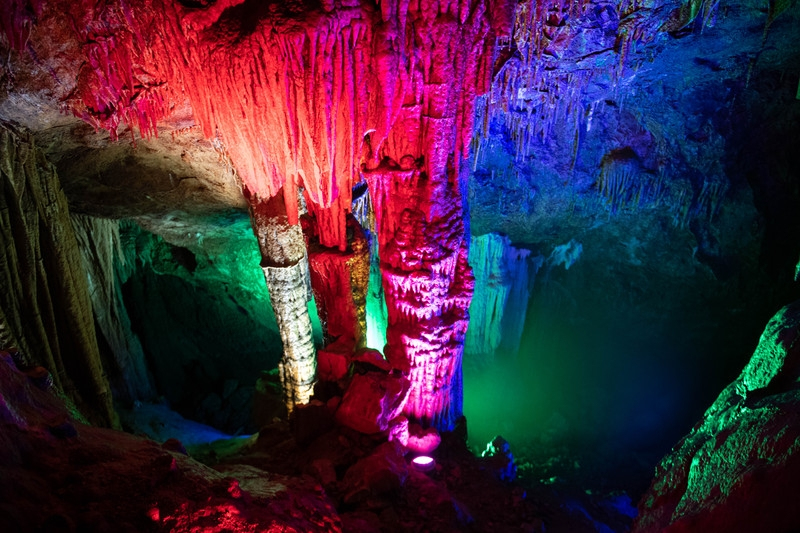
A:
[335, 370, 410, 434]
[633, 301, 800, 533]
[0, 123, 116, 427]
[0, 350, 343, 533]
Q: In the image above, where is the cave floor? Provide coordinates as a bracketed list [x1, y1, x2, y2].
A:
[118, 402, 640, 532]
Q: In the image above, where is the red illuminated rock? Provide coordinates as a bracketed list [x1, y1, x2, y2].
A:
[304, 214, 370, 352]
[0, 0, 515, 429]
[388, 415, 410, 447]
[352, 348, 393, 373]
[292, 400, 335, 446]
[335, 371, 410, 435]
[366, 161, 475, 431]
[317, 346, 350, 383]
[407, 423, 442, 454]
[0, 0, 509, 249]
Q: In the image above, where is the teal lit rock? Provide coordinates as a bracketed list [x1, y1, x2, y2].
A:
[633, 301, 800, 532]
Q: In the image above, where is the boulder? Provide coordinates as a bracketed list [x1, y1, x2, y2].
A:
[351, 348, 393, 373]
[633, 301, 800, 533]
[335, 372, 410, 434]
[341, 442, 408, 504]
[317, 347, 350, 382]
[481, 436, 517, 482]
[292, 400, 334, 446]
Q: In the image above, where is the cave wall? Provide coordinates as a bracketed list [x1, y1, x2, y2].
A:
[0, 122, 116, 427]
[633, 300, 800, 533]
[72, 214, 155, 405]
[462, 0, 800, 482]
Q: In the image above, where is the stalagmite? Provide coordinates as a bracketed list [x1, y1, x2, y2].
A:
[0, 0, 517, 431]
[366, 160, 475, 431]
[250, 189, 316, 413]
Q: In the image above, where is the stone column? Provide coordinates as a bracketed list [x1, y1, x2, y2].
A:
[365, 158, 474, 431]
[249, 188, 316, 413]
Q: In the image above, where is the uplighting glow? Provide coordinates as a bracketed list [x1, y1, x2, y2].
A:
[411, 455, 436, 472]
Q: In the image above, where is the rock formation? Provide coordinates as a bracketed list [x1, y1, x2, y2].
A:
[250, 190, 316, 413]
[0, 0, 799, 528]
[0, 123, 116, 427]
[72, 215, 155, 404]
[0, 0, 517, 422]
[466, 233, 539, 362]
[633, 301, 800, 533]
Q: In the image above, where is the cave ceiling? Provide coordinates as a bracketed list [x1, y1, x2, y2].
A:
[0, 0, 798, 256]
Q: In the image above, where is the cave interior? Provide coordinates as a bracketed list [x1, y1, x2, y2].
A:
[1, 0, 799, 531]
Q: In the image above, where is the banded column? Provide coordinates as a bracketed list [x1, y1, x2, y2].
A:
[249, 189, 316, 413]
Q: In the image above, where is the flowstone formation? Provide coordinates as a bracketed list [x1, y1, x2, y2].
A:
[365, 158, 475, 430]
[0, 0, 515, 427]
[466, 233, 538, 362]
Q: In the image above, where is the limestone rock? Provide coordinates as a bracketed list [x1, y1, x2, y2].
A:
[335, 371, 410, 435]
[317, 346, 350, 382]
[352, 348, 393, 373]
[0, 123, 116, 427]
[72, 215, 154, 404]
[406, 423, 442, 454]
[481, 436, 517, 482]
[466, 233, 538, 362]
[633, 301, 800, 533]
[341, 442, 408, 504]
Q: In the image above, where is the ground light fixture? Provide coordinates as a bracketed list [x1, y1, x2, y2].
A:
[411, 455, 436, 472]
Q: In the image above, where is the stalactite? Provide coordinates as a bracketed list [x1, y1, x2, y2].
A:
[303, 213, 370, 353]
[0, 0, 515, 250]
[249, 189, 316, 413]
[0, 122, 117, 427]
[465, 233, 535, 363]
[71, 215, 155, 404]
[694, 176, 729, 223]
[0, 0, 520, 430]
[597, 150, 668, 214]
